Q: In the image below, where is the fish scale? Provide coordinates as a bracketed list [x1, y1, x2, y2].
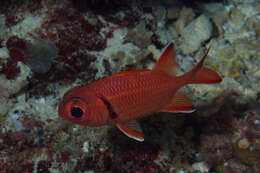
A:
[59, 43, 222, 142]
[93, 72, 176, 122]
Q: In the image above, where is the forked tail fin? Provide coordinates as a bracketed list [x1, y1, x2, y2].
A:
[152, 43, 221, 84]
[184, 47, 222, 84]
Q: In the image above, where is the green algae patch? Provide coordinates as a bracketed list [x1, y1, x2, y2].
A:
[233, 142, 260, 166]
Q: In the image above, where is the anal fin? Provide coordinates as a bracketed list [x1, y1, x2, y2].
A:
[116, 120, 144, 142]
[160, 90, 196, 113]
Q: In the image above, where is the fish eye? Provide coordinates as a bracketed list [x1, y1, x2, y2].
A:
[64, 98, 90, 120]
[71, 107, 83, 118]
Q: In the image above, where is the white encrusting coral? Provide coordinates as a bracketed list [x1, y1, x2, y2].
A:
[180, 15, 213, 55]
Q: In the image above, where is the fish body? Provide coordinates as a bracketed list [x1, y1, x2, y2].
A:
[59, 43, 222, 141]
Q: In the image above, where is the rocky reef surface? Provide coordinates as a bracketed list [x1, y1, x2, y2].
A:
[0, 0, 259, 172]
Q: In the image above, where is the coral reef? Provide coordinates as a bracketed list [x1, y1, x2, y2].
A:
[0, 0, 259, 172]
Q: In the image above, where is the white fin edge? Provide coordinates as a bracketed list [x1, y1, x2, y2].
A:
[116, 124, 144, 142]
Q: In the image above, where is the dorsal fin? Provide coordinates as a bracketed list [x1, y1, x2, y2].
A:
[152, 42, 177, 77]
[110, 69, 151, 77]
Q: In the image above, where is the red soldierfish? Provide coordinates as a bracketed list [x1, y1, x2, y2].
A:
[58, 43, 222, 142]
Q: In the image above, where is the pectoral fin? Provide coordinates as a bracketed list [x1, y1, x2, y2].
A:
[160, 90, 196, 113]
[116, 120, 144, 142]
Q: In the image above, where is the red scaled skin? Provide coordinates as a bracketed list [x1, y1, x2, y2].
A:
[59, 70, 186, 126]
[58, 43, 222, 127]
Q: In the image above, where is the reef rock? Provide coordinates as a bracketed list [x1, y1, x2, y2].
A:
[180, 15, 213, 55]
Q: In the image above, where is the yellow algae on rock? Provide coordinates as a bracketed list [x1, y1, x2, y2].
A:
[238, 138, 250, 149]
[148, 44, 161, 61]
[166, 8, 180, 20]
[211, 7, 229, 35]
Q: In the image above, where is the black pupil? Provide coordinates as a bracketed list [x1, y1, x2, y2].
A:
[71, 107, 83, 118]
